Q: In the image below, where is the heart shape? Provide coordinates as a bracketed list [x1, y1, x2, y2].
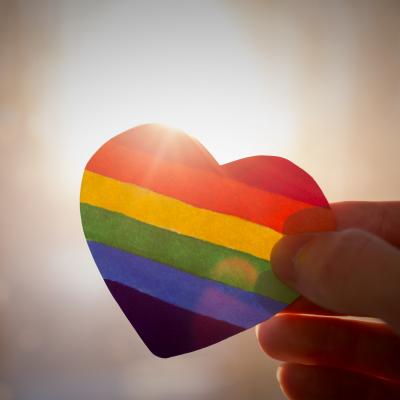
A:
[80, 124, 335, 357]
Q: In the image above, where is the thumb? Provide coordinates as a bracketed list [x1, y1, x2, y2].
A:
[272, 229, 400, 332]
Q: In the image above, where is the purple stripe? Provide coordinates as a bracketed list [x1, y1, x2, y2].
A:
[106, 280, 244, 357]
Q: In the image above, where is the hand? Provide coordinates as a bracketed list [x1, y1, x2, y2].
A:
[257, 202, 400, 399]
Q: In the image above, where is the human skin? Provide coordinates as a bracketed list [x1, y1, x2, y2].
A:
[257, 202, 400, 399]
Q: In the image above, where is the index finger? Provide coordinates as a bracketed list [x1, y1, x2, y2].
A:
[331, 201, 400, 247]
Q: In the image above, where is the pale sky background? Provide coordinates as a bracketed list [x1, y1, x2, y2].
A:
[1, 1, 400, 399]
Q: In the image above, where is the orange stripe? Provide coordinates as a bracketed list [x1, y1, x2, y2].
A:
[86, 141, 334, 233]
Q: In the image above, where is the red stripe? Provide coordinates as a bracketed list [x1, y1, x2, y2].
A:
[85, 141, 335, 233]
[113, 125, 328, 207]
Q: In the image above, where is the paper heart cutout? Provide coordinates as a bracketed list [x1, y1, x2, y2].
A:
[80, 124, 335, 358]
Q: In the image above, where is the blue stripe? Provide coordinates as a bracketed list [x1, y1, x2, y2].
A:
[88, 241, 287, 328]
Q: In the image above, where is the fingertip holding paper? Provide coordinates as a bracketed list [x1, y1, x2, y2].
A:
[80, 124, 335, 358]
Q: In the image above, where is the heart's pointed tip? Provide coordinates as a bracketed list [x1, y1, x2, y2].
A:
[148, 347, 196, 359]
[147, 346, 177, 359]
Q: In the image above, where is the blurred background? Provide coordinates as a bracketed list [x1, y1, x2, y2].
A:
[1, 1, 399, 399]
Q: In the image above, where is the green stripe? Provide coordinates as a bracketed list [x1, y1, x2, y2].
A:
[80, 203, 297, 303]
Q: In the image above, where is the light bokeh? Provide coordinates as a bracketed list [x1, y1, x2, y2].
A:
[1, 1, 400, 399]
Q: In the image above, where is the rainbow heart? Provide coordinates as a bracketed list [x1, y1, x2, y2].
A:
[80, 125, 335, 357]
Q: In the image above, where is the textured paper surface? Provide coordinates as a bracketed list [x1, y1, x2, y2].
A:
[80, 124, 336, 357]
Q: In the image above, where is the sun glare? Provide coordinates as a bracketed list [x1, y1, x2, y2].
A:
[35, 1, 296, 186]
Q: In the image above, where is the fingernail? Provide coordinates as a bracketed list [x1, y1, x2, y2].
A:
[276, 366, 283, 385]
[271, 234, 316, 285]
[255, 324, 260, 340]
[276, 365, 292, 399]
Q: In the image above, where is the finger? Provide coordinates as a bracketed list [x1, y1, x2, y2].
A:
[278, 363, 400, 400]
[257, 314, 400, 382]
[331, 201, 400, 247]
[271, 229, 400, 332]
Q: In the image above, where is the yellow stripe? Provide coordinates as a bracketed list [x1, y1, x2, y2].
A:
[81, 171, 283, 260]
